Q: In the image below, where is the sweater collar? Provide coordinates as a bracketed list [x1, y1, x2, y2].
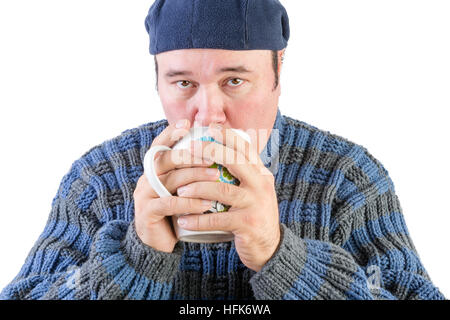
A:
[259, 107, 284, 176]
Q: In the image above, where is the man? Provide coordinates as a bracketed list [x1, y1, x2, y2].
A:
[1, 0, 445, 300]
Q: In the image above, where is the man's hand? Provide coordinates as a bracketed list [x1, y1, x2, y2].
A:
[176, 123, 281, 272]
[133, 119, 220, 253]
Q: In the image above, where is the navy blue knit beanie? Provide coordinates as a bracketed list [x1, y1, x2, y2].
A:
[144, 0, 290, 55]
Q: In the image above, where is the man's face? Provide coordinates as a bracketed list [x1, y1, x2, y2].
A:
[155, 49, 282, 153]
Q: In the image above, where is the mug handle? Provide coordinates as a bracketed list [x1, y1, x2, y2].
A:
[143, 145, 173, 198]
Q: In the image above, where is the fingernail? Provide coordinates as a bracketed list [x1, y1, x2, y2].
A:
[202, 200, 212, 207]
[177, 185, 188, 196]
[176, 119, 187, 128]
[171, 129, 187, 142]
[211, 123, 222, 130]
[178, 217, 187, 226]
[206, 168, 219, 176]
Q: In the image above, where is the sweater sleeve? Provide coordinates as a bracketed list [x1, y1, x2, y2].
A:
[250, 148, 446, 300]
[0, 154, 182, 300]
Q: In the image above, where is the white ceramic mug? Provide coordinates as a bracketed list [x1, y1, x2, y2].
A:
[143, 126, 251, 243]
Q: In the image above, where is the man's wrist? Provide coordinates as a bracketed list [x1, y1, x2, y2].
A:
[253, 223, 283, 273]
[120, 220, 182, 281]
[134, 220, 177, 253]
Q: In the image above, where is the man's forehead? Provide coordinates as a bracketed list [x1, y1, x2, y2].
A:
[156, 48, 270, 62]
[156, 49, 270, 76]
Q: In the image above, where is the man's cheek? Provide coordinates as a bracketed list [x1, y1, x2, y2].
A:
[164, 105, 189, 122]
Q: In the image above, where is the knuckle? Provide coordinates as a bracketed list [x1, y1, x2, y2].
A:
[193, 168, 202, 181]
[171, 150, 183, 166]
[173, 150, 194, 167]
[189, 151, 204, 167]
[187, 150, 201, 166]
[170, 128, 189, 143]
[155, 196, 175, 213]
[236, 187, 248, 204]
[142, 201, 159, 224]
[164, 196, 178, 212]
[219, 181, 230, 194]
[188, 198, 200, 212]
[221, 212, 232, 229]
[208, 214, 220, 229]
[204, 142, 215, 158]
[195, 215, 202, 230]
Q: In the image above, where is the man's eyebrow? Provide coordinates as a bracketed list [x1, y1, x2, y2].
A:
[164, 70, 193, 78]
[164, 66, 252, 78]
[217, 66, 252, 74]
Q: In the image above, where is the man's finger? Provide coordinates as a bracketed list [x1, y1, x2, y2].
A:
[154, 149, 214, 175]
[176, 181, 250, 209]
[151, 119, 190, 148]
[207, 125, 262, 166]
[177, 211, 239, 232]
[190, 140, 258, 185]
[145, 196, 212, 217]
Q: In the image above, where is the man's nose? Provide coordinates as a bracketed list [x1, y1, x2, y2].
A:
[192, 85, 227, 127]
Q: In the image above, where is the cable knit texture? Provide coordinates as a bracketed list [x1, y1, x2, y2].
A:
[0, 108, 445, 300]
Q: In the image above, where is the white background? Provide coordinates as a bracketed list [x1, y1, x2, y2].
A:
[0, 1, 448, 298]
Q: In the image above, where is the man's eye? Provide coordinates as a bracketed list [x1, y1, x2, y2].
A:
[227, 78, 244, 87]
[176, 80, 193, 89]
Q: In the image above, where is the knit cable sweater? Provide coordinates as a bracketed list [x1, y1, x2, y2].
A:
[1, 108, 445, 300]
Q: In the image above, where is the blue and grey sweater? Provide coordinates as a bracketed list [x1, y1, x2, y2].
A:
[0, 108, 445, 300]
